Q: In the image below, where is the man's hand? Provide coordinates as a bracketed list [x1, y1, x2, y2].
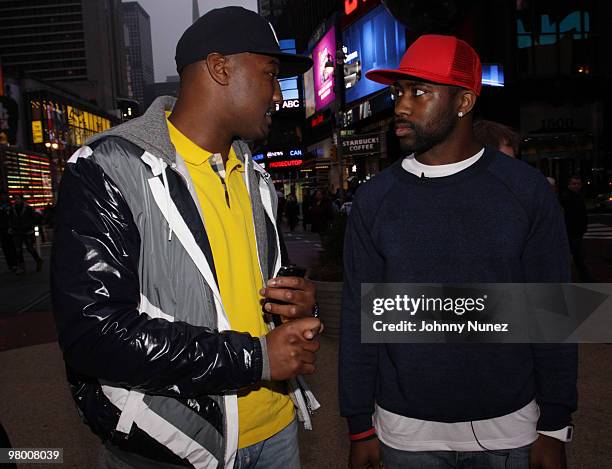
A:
[266, 317, 321, 380]
[260, 276, 316, 320]
[530, 434, 567, 469]
[350, 438, 381, 469]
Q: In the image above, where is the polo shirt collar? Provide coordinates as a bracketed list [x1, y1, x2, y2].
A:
[166, 115, 244, 173]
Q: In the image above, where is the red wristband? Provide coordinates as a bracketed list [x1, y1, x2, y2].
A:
[349, 428, 376, 441]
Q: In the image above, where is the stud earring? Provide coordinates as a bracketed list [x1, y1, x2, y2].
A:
[458, 111, 464, 118]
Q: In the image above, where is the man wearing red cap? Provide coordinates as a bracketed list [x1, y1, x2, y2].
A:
[340, 35, 577, 469]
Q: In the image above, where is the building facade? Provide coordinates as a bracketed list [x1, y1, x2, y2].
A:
[143, 76, 180, 110]
[0, 0, 128, 113]
[122, 1, 154, 107]
[258, 0, 289, 26]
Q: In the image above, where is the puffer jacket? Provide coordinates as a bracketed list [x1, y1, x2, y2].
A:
[51, 96, 318, 468]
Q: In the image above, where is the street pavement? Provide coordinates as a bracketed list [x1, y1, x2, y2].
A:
[1, 220, 611, 468]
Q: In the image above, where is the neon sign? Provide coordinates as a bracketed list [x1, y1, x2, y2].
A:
[269, 159, 303, 168]
[3, 149, 53, 207]
[344, 0, 379, 16]
[311, 114, 325, 128]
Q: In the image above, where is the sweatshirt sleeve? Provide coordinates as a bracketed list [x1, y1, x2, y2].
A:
[51, 156, 264, 398]
[339, 197, 384, 434]
[522, 177, 578, 431]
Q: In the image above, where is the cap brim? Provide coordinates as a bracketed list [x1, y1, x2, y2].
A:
[365, 68, 420, 85]
[250, 50, 313, 78]
[366, 68, 481, 95]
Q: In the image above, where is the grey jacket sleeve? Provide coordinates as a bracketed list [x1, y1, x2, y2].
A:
[51, 156, 265, 397]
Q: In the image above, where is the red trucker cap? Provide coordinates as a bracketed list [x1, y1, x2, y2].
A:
[365, 34, 482, 96]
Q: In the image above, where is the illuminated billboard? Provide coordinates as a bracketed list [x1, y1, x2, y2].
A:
[277, 39, 303, 111]
[303, 55, 316, 118]
[253, 148, 305, 170]
[313, 27, 337, 111]
[342, 5, 406, 104]
[29, 98, 111, 149]
[1, 148, 53, 207]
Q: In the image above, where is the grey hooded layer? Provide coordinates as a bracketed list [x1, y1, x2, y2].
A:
[51, 96, 315, 468]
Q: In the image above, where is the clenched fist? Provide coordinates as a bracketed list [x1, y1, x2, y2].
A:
[266, 317, 321, 380]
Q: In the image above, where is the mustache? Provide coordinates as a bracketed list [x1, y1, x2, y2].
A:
[394, 117, 415, 128]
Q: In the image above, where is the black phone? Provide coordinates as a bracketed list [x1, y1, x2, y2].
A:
[276, 265, 306, 278]
[266, 265, 306, 326]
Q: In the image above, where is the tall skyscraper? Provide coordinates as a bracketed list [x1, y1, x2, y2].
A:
[122, 2, 155, 107]
[258, 0, 289, 26]
[0, 0, 128, 112]
[193, 0, 200, 23]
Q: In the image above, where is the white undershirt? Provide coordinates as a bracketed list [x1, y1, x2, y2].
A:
[385, 147, 540, 451]
[375, 400, 539, 452]
[401, 148, 484, 178]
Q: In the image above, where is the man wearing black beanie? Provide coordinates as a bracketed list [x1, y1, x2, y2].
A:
[52, 7, 320, 469]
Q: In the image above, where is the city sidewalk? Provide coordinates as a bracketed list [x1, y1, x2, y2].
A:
[1, 331, 610, 468]
[0, 243, 51, 314]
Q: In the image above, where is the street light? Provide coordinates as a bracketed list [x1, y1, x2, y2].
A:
[43, 141, 60, 198]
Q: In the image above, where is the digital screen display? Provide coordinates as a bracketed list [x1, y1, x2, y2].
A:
[303, 54, 315, 118]
[482, 64, 505, 87]
[278, 39, 301, 104]
[312, 27, 337, 111]
[342, 5, 406, 104]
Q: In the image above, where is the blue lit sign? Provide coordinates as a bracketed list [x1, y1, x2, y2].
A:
[252, 153, 265, 161]
[342, 5, 406, 104]
[481, 64, 504, 88]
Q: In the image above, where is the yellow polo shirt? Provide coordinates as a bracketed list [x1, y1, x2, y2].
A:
[166, 118, 294, 448]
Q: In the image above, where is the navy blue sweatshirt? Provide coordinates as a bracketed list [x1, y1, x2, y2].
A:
[339, 148, 578, 435]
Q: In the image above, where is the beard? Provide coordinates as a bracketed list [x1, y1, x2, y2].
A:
[398, 107, 458, 155]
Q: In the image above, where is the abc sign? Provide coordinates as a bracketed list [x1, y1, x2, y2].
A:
[282, 99, 301, 109]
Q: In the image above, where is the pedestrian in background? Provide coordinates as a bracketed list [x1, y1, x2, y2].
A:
[473, 119, 520, 158]
[276, 186, 287, 221]
[547, 177, 558, 194]
[42, 202, 55, 243]
[310, 189, 334, 237]
[9, 194, 43, 274]
[0, 192, 17, 272]
[560, 175, 593, 281]
[286, 192, 299, 232]
[301, 189, 312, 230]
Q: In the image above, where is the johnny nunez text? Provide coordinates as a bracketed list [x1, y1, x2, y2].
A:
[373, 320, 509, 333]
